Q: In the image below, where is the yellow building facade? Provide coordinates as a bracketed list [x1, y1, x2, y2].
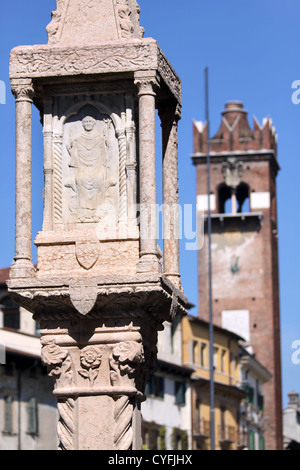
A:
[182, 315, 246, 450]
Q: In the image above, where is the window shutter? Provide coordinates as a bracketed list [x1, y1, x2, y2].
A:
[4, 395, 13, 433]
[175, 381, 186, 405]
[248, 429, 255, 450]
[27, 397, 39, 435]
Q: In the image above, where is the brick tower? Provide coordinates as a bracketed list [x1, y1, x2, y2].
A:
[192, 101, 282, 450]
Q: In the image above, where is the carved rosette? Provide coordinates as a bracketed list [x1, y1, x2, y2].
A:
[78, 346, 102, 387]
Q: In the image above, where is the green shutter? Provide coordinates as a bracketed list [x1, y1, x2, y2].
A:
[248, 430, 255, 450]
[258, 394, 264, 411]
[259, 435, 265, 450]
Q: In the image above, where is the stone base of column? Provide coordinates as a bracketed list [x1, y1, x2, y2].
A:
[164, 273, 182, 290]
[136, 253, 162, 274]
[9, 260, 36, 279]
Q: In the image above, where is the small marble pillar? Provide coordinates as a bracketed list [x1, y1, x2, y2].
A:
[160, 104, 181, 288]
[135, 72, 161, 274]
[10, 79, 35, 279]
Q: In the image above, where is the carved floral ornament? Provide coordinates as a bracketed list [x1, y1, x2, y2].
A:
[78, 346, 102, 387]
[41, 340, 69, 377]
[41, 339, 145, 389]
[110, 341, 145, 386]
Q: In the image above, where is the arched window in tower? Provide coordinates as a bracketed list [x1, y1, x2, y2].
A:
[236, 182, 250, 213]
[218, 182, 250, 214]
[218, 183, 232, 214]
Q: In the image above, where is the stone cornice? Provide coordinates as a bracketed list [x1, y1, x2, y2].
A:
[191, 149, 280, 174]
[9, 38, 182, 105]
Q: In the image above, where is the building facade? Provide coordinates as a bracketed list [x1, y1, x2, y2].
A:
[182, 314, 270, 450]
[141, 316, 193, 450]
[239, 347, 272, 450]
[182, 315, 245, 450]
[283, 390, 300, 450]
[0, 268, 57, 450]
[192, 101, 282, 449]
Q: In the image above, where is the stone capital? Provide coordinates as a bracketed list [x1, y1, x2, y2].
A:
[11, 79, 34, 102]
[134, 71, 160, 97]
[158, 102, 182, 128]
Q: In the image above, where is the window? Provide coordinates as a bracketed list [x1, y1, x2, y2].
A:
[145, 375, 164, 399]
[4, 395, 13, 434]
[27, 397, 39, 435]
[221, 349, 226, 373]
[218, 184, 232, 214]
[213, 347, 219, 370]
[243, 385, 255, 405]
[1, 296, 20, 330]
[258, 394, 264, 412]
[218, 182, 250, 214]
[200, 343, 206, 367]
[192, 341, 198, 364]
[236, 183, 250, 213]
[175, 381, 186, 405]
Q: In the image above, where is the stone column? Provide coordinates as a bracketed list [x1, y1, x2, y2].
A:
[134, 72, 160, 273]
[10, 80, 35, 278]
[159, 103, 181, 288]
[42, 97, 53, 231]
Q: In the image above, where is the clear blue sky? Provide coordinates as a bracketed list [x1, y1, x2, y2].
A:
[0, 0, 300, 408]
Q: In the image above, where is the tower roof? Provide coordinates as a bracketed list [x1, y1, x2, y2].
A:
[193, 101, 277, 156]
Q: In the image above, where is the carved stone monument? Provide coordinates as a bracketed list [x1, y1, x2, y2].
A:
[8, 0, 187, 450]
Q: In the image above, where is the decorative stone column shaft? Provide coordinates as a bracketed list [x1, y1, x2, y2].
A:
[10, 79, 35, 278]
[43, 97, 54, 231]
[134, 72, 161, 273]
[159, 104, 181, 288]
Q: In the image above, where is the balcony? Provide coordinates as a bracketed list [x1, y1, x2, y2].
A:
[194, 418, 210, 439]
[218, 425, 236, 443]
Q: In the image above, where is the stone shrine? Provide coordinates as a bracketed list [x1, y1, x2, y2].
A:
[8, 0, 187, 450]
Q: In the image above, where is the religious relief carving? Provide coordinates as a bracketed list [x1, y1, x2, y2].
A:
[46, 8, 62, 44]
[115, 0, 134, 38]
[222, 156, 243, 190]
[66, 116, 114, 223]
[78, 346, 102, 388]
[110, 341, 145, 388]
[114, 0, 144, 40]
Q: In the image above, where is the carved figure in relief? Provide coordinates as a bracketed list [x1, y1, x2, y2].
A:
[67, 116, 112, 222]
